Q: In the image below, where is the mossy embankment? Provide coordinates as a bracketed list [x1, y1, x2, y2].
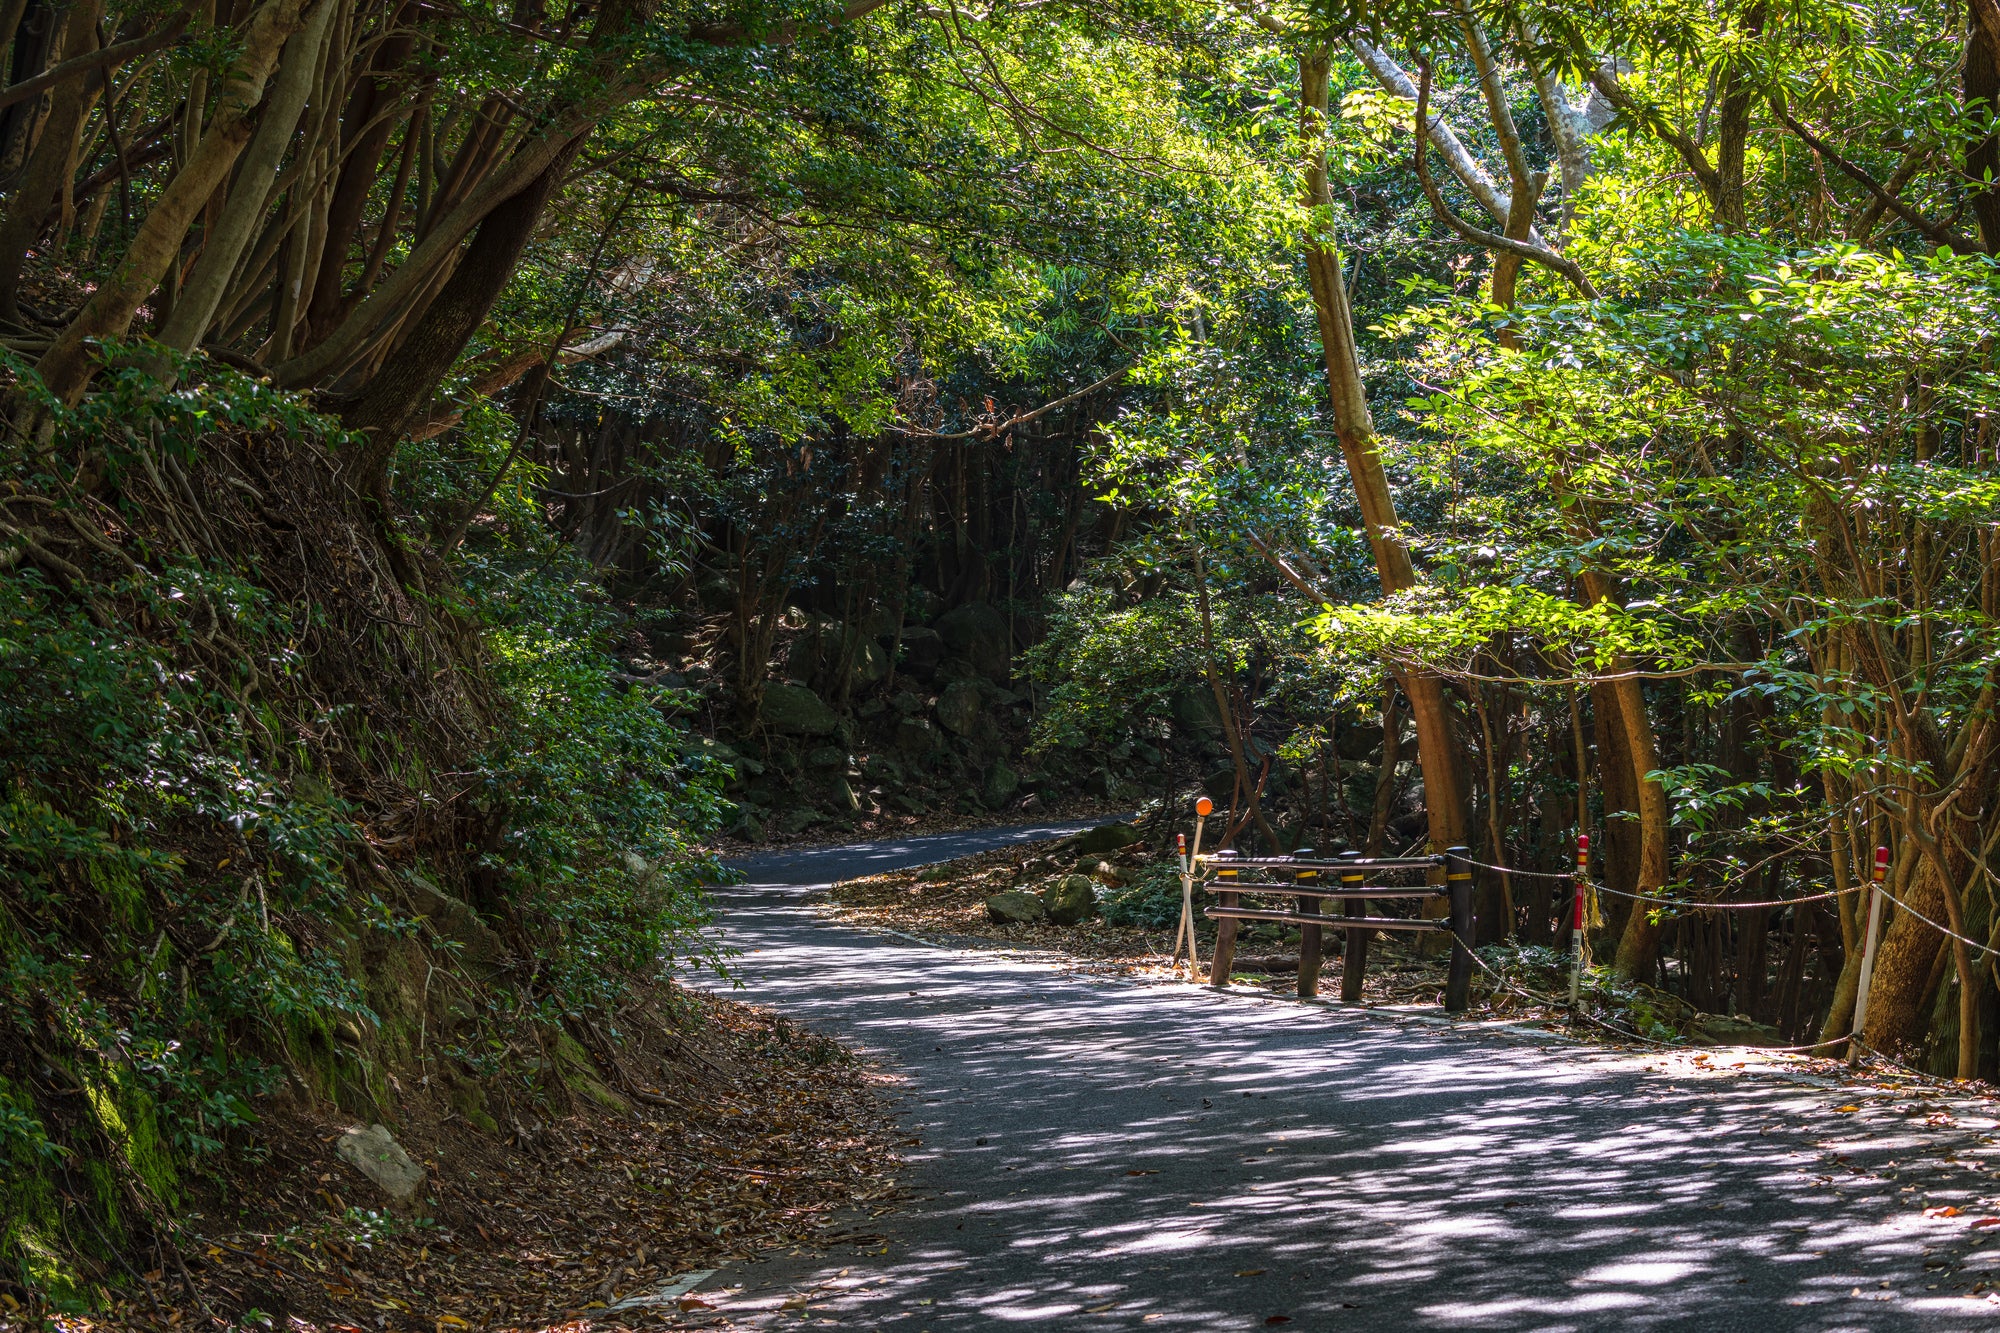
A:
[0, 379, 767, 1319]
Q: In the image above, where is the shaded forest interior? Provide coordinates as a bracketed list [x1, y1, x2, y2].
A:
[1, 0, 1998, 1320]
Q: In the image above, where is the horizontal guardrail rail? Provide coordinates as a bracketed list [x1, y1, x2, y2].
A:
[1171, 800, 1476, 1012]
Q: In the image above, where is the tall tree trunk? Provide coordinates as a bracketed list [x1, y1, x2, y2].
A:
[23, 0, 311, 409]
[301, 0, 418, 344]
[154, 0, 335, 357]
[0, 0, 104, 317]
[1297, 46, 1467, 862]
[0, 0, 57, 182]
[339, 132, 585, 496]
[1577, 569, 1672, 980]
[1967, 0, 2000, 253]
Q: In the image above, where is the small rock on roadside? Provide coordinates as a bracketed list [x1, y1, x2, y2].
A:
[986, 890, 1047, 924]
[1067, 822, 1142, 856]
[336, 1123, 425, 1207]
[1043, 874, 1097, 926]
[982, 760, 1020, 809]
[1076, 857, 1125, 887]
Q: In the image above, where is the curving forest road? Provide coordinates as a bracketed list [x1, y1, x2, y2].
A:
[683, 820, 2000, 1331]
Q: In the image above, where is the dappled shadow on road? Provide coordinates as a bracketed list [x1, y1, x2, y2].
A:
[695, 886, 2000, 1331]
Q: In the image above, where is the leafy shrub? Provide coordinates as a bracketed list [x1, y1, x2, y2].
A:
[1100, 860, 1197, 929]
[0, 375, 730, 1299]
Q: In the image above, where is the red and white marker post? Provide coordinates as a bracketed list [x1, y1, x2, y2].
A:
[1848, 844, 1891, 1066]
[1174, 797, 1213, 981]
[1569, 832, 1590, 1008]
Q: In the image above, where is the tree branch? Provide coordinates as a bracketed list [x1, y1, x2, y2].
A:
[1350, 36, 1515, 229]
[0, 7, 191, 112]
[1412, 61, 1598, 299]
[1768, 94, 1977, 253]
[1227, 1, 1523, 233]
[1585, 61, 1722, 207]
[888, 364, 1128, 440]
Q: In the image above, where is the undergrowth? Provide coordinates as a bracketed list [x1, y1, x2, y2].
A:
[1100, 859, 1196, 930]
[0, 366, 728, 1310]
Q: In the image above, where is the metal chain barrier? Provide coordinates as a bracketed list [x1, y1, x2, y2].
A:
[1458, 854, 2000, 959]
[1874, 885, 2000, 962]
[1459, 855, 1856, 909]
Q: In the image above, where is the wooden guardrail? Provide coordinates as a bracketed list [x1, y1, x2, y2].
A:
[1172, 800, 1477, 1012]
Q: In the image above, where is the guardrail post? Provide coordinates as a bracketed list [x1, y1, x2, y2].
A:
[1295, 852, 1323, 1000]
[1338, 851, 1367, 1002]
[1445, 846, 1475, 1013]
[1208, 856, 1240, 988]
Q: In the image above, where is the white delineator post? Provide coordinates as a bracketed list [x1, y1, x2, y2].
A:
[1173, 832, 1189, 974]
[1569, 832, 1589, 1009]
[1175, 798, 1211, 981]
[1848, 844, 1891, 1067]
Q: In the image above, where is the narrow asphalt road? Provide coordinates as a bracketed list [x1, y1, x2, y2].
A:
[688, 820, 2000, 1331]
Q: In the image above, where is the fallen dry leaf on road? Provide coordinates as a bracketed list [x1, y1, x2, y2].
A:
[1926, 1206, 1964, 1218]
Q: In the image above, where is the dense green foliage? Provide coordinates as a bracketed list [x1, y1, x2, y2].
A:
[0, 383, 725, 1306]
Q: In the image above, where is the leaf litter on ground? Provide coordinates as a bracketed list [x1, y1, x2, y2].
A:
[14, 987, 904, 1332]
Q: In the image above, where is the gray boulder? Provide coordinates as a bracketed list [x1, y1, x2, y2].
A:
[857, 606, 902, 639]
[1076, 857, 1125, 887]
[1043, 874, 1098, 926]
[936, 679, 984, 736]
[986, 890, 1047, 924]
[696, 736, 762, 788]
[336, 1124, 425, 1208]
[898, 627, 944, 679]
[787, 620, 890, 694]
[1688, 1012, 1786, 1048]
[895, 716, 940, 758]
[761, 683, 838, 735]
[935, 603, 1011, 682]
[845, 637, 890, 689]
[783, 621, 829, 680]
[1338, 724, 1382, 762]
[774, 806, 824, 836]
[1171, 688, 1226, 741]
[402, 874, 508, 974]
[982, 761, 1020, 809]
